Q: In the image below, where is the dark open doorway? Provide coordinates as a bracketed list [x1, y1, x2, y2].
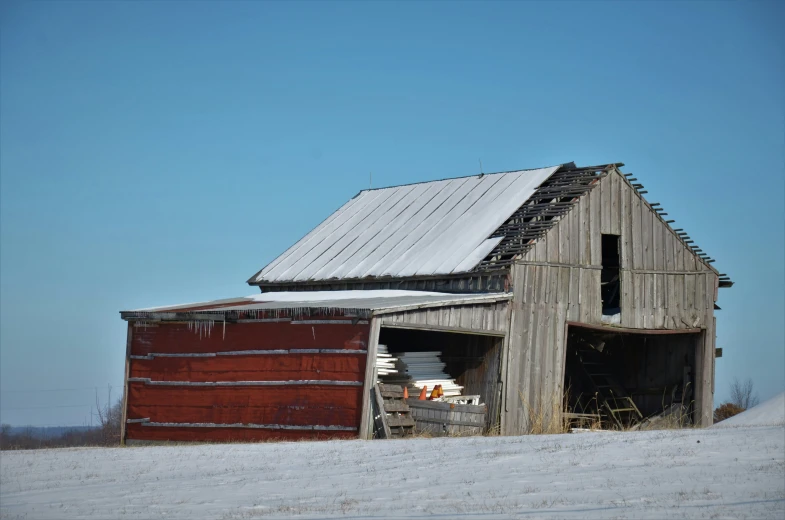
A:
[601, 234, 621, 315]
[377, 327, 503, 432]
[563, 324, 699, 429]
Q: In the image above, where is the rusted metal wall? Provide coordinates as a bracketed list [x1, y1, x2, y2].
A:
[123, 318, 369, 443]
[503, 169, 719, 434]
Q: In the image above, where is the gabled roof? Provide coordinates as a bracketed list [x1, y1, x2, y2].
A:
[248, 162, 730, 288]
[249, 165, 563, 284]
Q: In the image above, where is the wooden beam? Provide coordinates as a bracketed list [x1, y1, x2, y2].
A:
[379, 320, 506, 337]
[371, 294, 512, 316]
[515, 260, 603, 270]
[566, 321, 702, 335]
[120, 323, 132, 446]
[358, 318, 381, 440]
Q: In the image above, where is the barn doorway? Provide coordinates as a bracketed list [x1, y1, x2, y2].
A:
[563, 325, 700, 430]
[377, 327, 503, 432]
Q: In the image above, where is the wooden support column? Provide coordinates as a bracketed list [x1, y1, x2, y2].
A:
[120, 323, 133, 445]
[694, 323, 715, 427]
[358, 317, 380, 439]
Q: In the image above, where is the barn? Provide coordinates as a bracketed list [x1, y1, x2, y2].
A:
[120, 162, 732, 443]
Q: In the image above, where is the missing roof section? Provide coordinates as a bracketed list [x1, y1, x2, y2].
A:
[476, 163, 620, 270]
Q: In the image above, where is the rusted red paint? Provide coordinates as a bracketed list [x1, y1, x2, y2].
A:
[127, 383, 361, 426]
[130, 354, 365, 382]
[125, 423, 357, 443]
[124, 319, 370, 443]
[131, 321, 368, 356]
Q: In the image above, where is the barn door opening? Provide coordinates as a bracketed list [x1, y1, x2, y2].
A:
[376, 327, 503, 434]
[563, 325, 699, 430]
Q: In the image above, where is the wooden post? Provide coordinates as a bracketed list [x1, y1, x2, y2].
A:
[119, 323, 133, 446]
[358, 317, 380, 440]
[374, 385, 392, 439]
[693, 325, 715, 427]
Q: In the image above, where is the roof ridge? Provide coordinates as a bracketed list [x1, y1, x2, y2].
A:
[355, 163, 567, 195]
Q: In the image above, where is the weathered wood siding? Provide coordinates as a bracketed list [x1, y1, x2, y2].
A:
[455, 336, 503, 430]
[503, 169, 719, 433]
[378, 301, 509, 334]
[123, 318, 369, 443]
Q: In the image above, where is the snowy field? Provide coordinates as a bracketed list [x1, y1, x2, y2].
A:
[2, 397, 783, 519]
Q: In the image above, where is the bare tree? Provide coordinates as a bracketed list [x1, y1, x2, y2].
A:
[94, 385, 123, 445]
[730, 377, 759, 410]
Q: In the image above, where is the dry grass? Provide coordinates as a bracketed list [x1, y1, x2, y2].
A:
[517, 385, 699, 435]
[518, 390, 571, 434]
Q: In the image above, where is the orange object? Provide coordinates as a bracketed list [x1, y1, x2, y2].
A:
[437, 385, 444, 398]
[429, 386, 440, 400]
[418, 386, 428, 400]
[403, 386, 409, 399]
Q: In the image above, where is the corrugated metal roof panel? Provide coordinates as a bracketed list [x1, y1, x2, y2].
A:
[124, 290, 512, 316]
[251, 166, 560, 283]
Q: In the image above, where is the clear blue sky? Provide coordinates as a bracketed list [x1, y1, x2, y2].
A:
[1, 1, 783, 426]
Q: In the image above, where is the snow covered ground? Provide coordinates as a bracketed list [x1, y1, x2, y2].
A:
[1, 424, 783, 519]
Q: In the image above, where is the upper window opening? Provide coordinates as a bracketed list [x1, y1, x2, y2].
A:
[601, 234, 621, 315]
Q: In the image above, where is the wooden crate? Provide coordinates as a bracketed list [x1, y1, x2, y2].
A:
[405, 399, 486, 436]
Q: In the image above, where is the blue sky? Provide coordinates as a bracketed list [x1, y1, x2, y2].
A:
[1, 1, 782, 426]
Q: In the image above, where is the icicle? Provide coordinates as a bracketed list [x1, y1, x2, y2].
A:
[223, 316, 226, 340]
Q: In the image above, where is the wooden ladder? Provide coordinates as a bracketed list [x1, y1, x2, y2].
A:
[374, 384, 415, 438]
[576, 347, 643, 428]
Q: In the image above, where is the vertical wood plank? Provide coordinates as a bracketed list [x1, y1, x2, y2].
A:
[685, 274, 696, 313]
[358, 318, 381, 439]
[589, 188, 601, 265]
[601, 173, 610, 233]
[621, 180, 631, 268]
[611, 172, 621, 235]
[520, 304, 536, 432]
[535, 230, 547, 262]
[665, 231, 674, 272]
[552, 303, 568, 424]
[558, 213, 569, 264]
[632, 193, 642, 270]
[652, 212, 662, 271]
[547, 223, 559, 263]
[665, 274, 676, 329]
[570, 204, 580, 265]
[642, 200, 653, 271]
[120, 323, 133, 445]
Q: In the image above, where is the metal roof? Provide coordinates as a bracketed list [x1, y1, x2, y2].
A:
[249, 166, 561, 284]
[122, 290, 512, 319]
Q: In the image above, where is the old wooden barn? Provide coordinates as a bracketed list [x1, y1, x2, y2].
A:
[120, 162, 732, 443]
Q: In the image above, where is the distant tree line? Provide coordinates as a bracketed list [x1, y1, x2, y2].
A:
[1, 395, 123, 450]
[713, 377, 760, 423]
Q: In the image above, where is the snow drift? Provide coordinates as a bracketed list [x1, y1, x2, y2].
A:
[713, 391, 785, 428]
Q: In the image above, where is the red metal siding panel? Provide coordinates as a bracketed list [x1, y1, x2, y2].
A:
[131, 321, 367, 356]
[124, 320, 370, 443]
[125, 423, 357, 442]
[127, 383, 361, 426]
[130, 354, 365, 382]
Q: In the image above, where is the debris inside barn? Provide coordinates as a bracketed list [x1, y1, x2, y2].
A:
[120, 162, 732, 443]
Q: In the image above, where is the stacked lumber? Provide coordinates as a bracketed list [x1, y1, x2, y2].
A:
[379, 350, 463, 397]
[374, 344, 398, 383]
